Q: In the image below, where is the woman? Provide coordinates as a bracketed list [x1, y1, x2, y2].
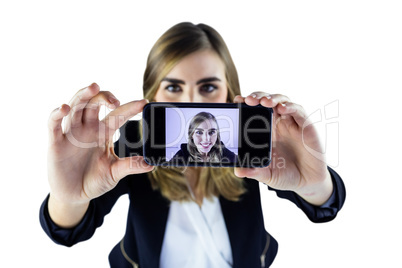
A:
[41, 22, 346, 267]
[169, 111, 237, 164]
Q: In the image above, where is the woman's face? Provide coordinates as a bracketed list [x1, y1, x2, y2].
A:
[192, 119, 218, 156]
[154, 50, 228, 103]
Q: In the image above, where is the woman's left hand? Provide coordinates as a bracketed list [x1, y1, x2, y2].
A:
[233, 92, 333, 206]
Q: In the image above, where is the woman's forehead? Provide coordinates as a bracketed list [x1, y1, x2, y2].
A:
[196, 119, 218, 129]
[165, 50, 226, 83]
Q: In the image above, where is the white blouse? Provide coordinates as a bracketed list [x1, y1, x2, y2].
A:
[159, 196, 233, 268]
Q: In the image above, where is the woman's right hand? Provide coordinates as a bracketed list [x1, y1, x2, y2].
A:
[47, 83, 153, 227]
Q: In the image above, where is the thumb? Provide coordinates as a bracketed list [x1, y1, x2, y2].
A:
[234, 167, 257, 178]
[234, 167, 271, 183]
[111, 156, 154, 182]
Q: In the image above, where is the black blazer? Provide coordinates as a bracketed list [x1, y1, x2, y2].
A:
[39, 121, 346, 267]
[169, 142, 238, 164]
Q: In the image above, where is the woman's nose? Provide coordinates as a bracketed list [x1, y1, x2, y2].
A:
[180, 88, 203, 102]
[202, 133, 211, 142]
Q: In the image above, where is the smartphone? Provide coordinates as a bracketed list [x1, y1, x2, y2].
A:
[142, 102, 273, 168]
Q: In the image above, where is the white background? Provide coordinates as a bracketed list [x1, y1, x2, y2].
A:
[1, 0, 401, 267]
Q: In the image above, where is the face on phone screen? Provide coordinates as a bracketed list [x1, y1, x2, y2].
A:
[166, 107, 239, 164]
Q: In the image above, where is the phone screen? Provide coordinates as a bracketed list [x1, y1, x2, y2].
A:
[165, 107, 239, 162]
[142, 103, 272, 168]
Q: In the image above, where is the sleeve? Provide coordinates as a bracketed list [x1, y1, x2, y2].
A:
[39, 177, 129, 247]
[268, 166, 346, 223]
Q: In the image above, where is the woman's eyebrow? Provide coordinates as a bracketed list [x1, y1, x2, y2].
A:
[196, 77, 221, 85]
[161, 78, 185, 84]
[196, 128, 217, 131]
[162, 77, 221, 85]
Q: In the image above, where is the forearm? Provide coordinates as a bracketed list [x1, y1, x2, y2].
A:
[48, 194, 90, 229]
[294, 170, 334, 207]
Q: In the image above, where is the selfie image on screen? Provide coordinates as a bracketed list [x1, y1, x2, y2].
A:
[165, 108, 239, 164]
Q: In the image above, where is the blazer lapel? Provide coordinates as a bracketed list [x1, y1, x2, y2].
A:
[219, 179, 262, 268]
[220, 196, 244, 268]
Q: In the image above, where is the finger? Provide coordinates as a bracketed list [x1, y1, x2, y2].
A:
[48, 104, 71, 143]
[233, 95, 245, 103]
[82, 91, 120, 123]
[244, 91, 272, 106]
[276, 102, 308, 128]
[258, 94, 291, 108]
[102, 99, 149, 133]
[111, 156, 154, 182]
[68, 83, 101, 128]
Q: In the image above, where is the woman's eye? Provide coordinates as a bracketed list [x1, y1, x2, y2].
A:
[209, 130, 216, 135]
[200, 84, 217, 93]
[165, 84, 182, 93]
[195, 130, 203, 135]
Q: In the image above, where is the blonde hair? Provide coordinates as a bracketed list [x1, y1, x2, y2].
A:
[143, 22, 240, 102]
[143, 22, 245, 202]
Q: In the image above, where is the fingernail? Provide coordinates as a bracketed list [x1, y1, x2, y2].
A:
[88, 83, 99, 92]
[251, 94, 257, 98]
[266, 95, 272, 99]
[109, 96, 118, 103]
[281, 103, 286, 107]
